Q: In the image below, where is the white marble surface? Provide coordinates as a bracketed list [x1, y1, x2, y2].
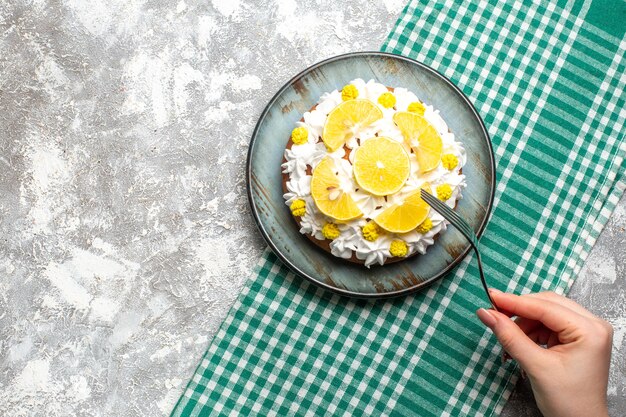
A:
[0, 1, 623, 416]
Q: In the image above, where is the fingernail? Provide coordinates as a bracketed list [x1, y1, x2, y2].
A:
[477, 308, 497, 328]
[488, 288, 502, 295]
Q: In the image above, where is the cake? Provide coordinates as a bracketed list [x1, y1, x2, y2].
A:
[281, 78, 466, 267]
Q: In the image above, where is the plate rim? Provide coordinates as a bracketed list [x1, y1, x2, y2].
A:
[246, 51, 496, 299]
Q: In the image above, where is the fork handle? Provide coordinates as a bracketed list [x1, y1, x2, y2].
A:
[473, 248, 499, 312]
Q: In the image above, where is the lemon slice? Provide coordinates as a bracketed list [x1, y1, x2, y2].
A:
[353, 137, 410, 196]
[374, 187, 430, 233]
[393, 111, 443, 172]
[311, 157, 363, 221]
[322, 99, 383, 152]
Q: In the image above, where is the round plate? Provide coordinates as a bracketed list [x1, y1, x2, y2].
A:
[247, 52, 495, 299]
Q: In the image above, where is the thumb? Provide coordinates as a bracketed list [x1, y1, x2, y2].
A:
[476, 308, 546, 371]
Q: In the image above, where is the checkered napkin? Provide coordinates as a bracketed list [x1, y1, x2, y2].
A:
[172, 1, 625, 416]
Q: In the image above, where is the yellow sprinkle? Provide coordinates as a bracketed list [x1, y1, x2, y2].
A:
[291, 127, 309, 145]
[436, 184, 453, 201]
[441, 154, 459, 170]
[341, 84, 359, 101]
[290, 199, 306, 217]
[407, 101, 426, 115]
[389, 240, 408, 257]
[415, 218, 433, 234]
[378, 92, 396, 109]
[322, 223, 341, 240]
[362, 222, 380, 241]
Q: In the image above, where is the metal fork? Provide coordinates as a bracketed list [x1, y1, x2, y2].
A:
[421, 189, 498, 311]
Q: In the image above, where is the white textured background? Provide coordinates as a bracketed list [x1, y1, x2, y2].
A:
[0, 0, 623, 416]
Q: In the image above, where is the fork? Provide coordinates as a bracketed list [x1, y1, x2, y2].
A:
[421, 189, 498, 311]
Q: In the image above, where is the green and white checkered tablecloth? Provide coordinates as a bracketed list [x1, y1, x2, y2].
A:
[172, 1, 625, 415]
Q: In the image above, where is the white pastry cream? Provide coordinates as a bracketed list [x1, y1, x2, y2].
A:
[282, 79, 467, 267]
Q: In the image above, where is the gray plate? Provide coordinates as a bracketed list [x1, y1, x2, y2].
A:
[247, 52, 495, 299]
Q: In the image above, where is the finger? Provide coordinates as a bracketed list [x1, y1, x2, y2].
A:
[547, 331, 560, 349]
[513, 317, 542, 335]
[477, 308, 547, 371]
[525, 292, 596, 319]
[495, 307, 516, 318]
[487, 289, 515, 317]
[488, 291, 587, 333]
[526, 326, 552, 346]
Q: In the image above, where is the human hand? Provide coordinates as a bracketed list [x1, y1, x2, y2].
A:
[476, 290, 612, 417]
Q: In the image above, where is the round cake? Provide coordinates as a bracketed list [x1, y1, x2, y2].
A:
[281, 78, 466, 267]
